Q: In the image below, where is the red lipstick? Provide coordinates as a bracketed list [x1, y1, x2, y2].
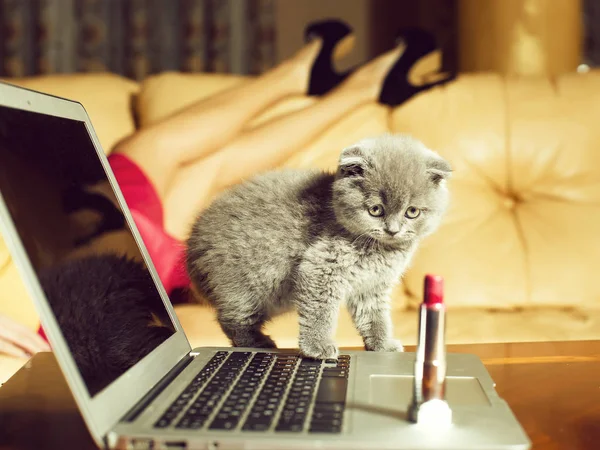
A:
[409, 274, 452, 426]
[424, 274, 444, 306]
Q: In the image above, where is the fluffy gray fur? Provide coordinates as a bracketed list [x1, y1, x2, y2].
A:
[186, 134, 451, 359]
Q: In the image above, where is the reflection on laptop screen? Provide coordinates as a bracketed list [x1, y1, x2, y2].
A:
[0, 105, 176, 396]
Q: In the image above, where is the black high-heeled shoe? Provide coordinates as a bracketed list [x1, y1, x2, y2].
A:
[305, 19, 354, 96]
[379, 28, 456, 107]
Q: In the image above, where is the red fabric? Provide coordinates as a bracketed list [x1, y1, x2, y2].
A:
[37, 154, 191, 341]
[107, 153, 191, 295]
[108, 153, 164, 224]
[38, 324, 48, 344]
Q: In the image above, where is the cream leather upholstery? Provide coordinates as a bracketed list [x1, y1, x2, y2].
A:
[2, 71, 600, 384]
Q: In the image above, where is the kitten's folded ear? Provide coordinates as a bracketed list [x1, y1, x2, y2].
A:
[427, 156, 452, 185]
[338, 146, 369, 178]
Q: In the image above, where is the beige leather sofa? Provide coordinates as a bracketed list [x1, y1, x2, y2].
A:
[2, 70, 600, 384]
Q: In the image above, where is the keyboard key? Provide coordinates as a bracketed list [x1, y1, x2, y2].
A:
[300, 358, 322, 366]
[244, 422, 270, 431]
[209, 419, 237, 430]
[315, 377, 347, 404]
[309, 400, 344, 433]
[313, 402, 345, 413]
[188, 419, 206, 429]
[312, 417, 342, 427]
[309, 423, 341, 433]
[312, 410, 342, 421]
[322, 368, 348, 378]
[155, 419, 170, 428]
[276, 422, 304, 432]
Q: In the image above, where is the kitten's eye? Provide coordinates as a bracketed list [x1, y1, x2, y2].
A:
[405, 207, 420, 219]
[368, 205, 385, 217]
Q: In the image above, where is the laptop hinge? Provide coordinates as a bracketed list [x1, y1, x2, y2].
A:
[119, 352, 195, 424]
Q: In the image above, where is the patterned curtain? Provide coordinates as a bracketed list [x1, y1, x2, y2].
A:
[0, 0, 276, 80]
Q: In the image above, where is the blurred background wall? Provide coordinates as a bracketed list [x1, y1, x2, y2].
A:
[275, 0, 457, 73]
[0, 0, 593, 80]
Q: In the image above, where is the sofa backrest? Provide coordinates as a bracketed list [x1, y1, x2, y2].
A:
[389, 72, 600, 310]
[136, 70, 600, 311]
[2, 69, 600, 324]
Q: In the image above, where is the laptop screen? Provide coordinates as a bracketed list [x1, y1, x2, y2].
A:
[0, 104, 176, 397]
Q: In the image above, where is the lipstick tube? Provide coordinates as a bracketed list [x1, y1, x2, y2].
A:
[408, 274, 452, 426]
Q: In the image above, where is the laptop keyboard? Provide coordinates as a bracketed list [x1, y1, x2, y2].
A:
[153, 351, 350, 434]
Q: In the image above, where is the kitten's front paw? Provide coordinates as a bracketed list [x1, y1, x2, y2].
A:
[300, 339, 339, 360]
[382, 339, 404, 352]
[365, 338, 404, 352]
[231, 332, 277, 349]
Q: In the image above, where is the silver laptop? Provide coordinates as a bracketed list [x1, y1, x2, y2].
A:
[0, 81, 530, 449]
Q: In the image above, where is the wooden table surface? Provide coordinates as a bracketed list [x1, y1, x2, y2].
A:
[0, 340, 599, 449]
[440, 340, 600, 450]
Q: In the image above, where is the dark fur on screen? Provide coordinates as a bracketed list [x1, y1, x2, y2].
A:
[38, 253, 175, 396]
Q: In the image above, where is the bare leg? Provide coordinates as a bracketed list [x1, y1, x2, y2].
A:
[112, 40, 324, 198]
[164, 46, 404, 238]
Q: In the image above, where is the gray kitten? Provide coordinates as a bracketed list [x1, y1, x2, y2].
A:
[186, 134, 451, 359]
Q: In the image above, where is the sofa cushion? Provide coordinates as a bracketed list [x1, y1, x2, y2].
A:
[3, 68, 600, 373]
[175, 303, 600, 350]
[3, 73, 139, 154]
[390, 71, 600, 310]
[506, 73, 600, 310]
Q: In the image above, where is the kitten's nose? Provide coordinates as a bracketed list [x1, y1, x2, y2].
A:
[385, 229, 399, 237]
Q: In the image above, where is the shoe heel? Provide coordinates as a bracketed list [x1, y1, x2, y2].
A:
[304, 19, 355, 96]
[379, 28, 456, 107]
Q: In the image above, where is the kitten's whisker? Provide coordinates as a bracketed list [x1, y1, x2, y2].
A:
[363, 236, 372, 254]
[368, 237, 377, 252]
[359, 237, 367, 253]
[352, 232, 369, 243]
[352, 230, 372, 252]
